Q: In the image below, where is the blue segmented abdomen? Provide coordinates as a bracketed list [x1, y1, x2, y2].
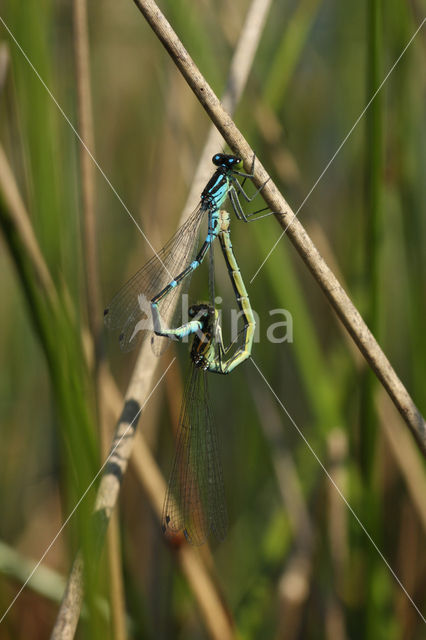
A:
[202, 209, 220, 246]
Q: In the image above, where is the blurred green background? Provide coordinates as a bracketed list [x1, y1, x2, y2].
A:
[0, 0, 425, 638]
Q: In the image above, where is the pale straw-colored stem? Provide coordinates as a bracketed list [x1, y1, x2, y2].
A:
[72, 1, 127, 637]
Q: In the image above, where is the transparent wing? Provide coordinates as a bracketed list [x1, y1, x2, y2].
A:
[162, 365, 227, 546]
[104, 204, 206, 352]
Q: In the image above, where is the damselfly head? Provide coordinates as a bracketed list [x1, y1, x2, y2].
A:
[188, 303, 214, 320]
[189, 303, 216, 366]
[212, 153, 241, 169]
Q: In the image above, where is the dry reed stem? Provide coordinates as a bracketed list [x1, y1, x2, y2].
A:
[276, 553, 313, 640]
[0, 42, 9, 95]
[0, 144, 57, 303]
[73, 0, 102, 354]
[104, 512, 127, 640]
[327, 430, 349, 590]
[49, 554, 84, 640]
[326, 429, 349, 640]
[72, 1, 127, 637]
[324, 594, 349, 640]
[395, 502, 421, 633]
[132, 0, 425, 455]
[377, 391, 426, 533]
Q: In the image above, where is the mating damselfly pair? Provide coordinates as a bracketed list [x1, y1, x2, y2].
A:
[105, 153, 270, 544]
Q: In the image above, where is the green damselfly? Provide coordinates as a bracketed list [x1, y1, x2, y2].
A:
[158, 210, 255, 544]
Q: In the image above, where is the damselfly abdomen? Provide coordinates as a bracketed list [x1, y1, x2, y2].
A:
[160, 211, 255, 544]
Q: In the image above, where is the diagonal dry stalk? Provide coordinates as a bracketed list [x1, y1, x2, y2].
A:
[132, 0, 425, 454]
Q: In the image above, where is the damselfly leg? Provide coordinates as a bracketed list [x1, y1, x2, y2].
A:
[228, 154, 280, 222]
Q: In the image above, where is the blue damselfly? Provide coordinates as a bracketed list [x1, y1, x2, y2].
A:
[104, 154, 266, 353]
